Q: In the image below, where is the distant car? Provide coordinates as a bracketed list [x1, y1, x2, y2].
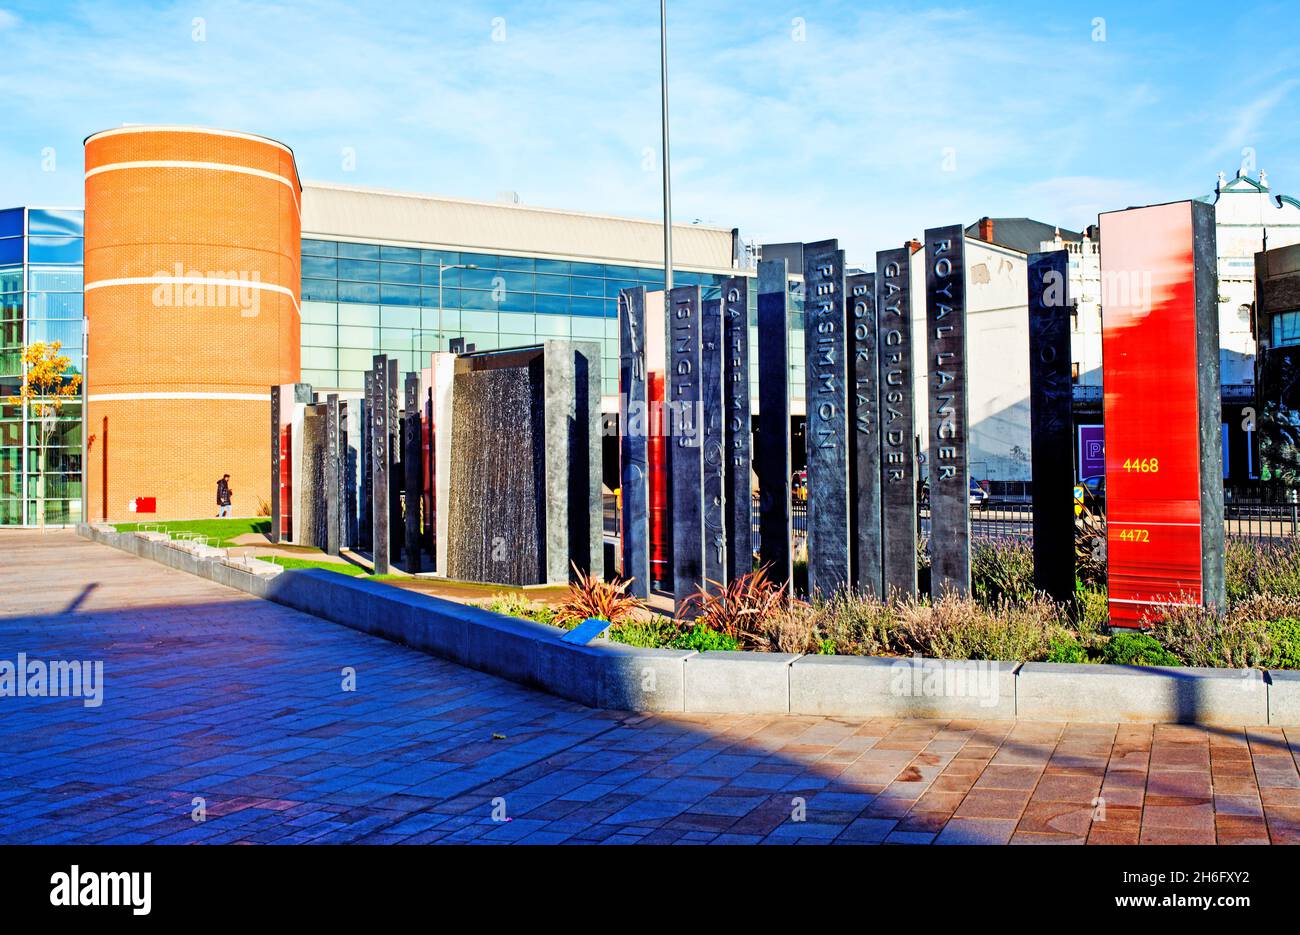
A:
[792, 469, 808, 503]
[919, 476, 988, 510]
[1075, 475, 1105, 516]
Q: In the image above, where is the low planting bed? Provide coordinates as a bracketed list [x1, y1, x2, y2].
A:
[77, 524, 1300, 725]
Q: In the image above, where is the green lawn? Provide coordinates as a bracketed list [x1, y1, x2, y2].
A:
[113, 517, 271, 549]
[265, 555, 373, 577]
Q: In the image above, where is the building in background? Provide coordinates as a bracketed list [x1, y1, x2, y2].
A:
[0, 207, 85, 526]
[83, 126, 301, 523]
[8, 144, 1299, 525]
[298, 182, 743, 408]
[1254, 241, 1300, 487]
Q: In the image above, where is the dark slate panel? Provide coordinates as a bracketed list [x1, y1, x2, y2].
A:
[325, 393, 341, 556]
[924, 225, 971, 597]
[269, 385, 281, 544]
[618, 286, 651, 597]
[701, 296, 727, 590]
[387, 357, 402, 562]
[1192, 201, 1226, 610]
[667, 284, 704, 614]
[1027, 250, 1075, 604]
[848, 272, 883, 597]
[404, 372, 423, 573]
[756, 259, 793, 586]
[360, 370, 374, 552]
[723, 276, 753, 582]
[877, 247, 918, 598]
[371, 355, 390, 575]
[803, 239, 850, 596]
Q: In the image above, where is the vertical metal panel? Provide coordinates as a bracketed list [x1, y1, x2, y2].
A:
[360, 370, 373, 552]
[723, 275, 753, 582]
[803, 239, 850, 596]
[619, 287, 651, 597]
[1099, 200, 1224, 626]
[667, 284, 704, 614]
[848, 271, 882, 597]
[701, 296, 727, 589]
[269, 385, 281, 544]
[877, 248, 917, 598]
[404, 372, 422, 573]
[371, 355, 390, 575]
[925, 225, 971, 597]
[1027, 250, 1075, 604]
[387, 357, 402, 562]
[325, 393, 340, 556]
[756, 259, 793, 586]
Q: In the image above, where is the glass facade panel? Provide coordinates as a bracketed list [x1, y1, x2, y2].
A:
[298, 236, 735, 397]
[1, 207, 85, 525]
[27, 236, 83, 263]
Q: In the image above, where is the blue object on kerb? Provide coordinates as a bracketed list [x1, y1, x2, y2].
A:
[560, 618, 612, 645]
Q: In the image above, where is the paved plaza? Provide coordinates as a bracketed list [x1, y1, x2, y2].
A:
[0, 530, 1297, 845]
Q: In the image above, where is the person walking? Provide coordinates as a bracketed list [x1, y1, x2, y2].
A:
[217, 474, 233, 518]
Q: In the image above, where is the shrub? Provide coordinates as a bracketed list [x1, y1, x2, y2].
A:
[1074, 587, 1109, 641]
[1075, 501, 1106, 588]
[889, 595, 1062, 662]
[481, 592, 557, 627]
[971, 539, 1036, 606]
[1046, 634, 1091, 664]
[749, 603, 819, 654]
[809, 591, 892, 657]
[685, 567, 789, 644]
[671, 623, 740, 653]
[1150, 601, 1272, 669]
[610, 615, 678, 649]
[1102, 631, 1180, 667]
[555, 564, 644, 627]
[1266, 617, 1300, 669]
[1226, 536, 1300, 602]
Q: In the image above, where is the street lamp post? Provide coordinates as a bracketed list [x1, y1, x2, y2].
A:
[660, 0, 673, 294]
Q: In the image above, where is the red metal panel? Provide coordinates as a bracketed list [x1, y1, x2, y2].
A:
[132, 497, 156, 514]
[1099, 202, 1203, 627]
[648, 371, 669, 589]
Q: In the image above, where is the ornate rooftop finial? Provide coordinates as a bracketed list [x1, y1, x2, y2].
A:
[1217, 170, 1226, 190]
[1260, 170, 1269, 189]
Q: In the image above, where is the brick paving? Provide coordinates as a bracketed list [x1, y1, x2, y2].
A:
[1, 529, 1298, 845]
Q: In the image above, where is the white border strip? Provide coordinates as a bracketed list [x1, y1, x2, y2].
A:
[86, 125, 295, 157]
[86, 160, 300, 212]
[84, 276, 300, 314]
[88, 392, 272, 402]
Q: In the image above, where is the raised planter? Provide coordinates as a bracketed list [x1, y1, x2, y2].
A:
[790, 655, 1019, 719]
[73, 524, 1300, 725]
[1016, 661, 1269, 727]
[684, 651, 799, 714]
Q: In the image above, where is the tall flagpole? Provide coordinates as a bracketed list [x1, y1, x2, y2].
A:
[660, 0, 672, 293]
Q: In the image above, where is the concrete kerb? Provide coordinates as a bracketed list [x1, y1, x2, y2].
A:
[72, 524, 1300, 723]
[1268, 670, 1300, 725]
[1016, 661, 1270, 727]
[791, 655, 1019, 719]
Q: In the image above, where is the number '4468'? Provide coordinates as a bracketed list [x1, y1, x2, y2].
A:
[1122, 458, 1159, 473]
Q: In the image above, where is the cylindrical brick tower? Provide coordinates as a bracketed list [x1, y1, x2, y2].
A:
[84, 126, 300, 522]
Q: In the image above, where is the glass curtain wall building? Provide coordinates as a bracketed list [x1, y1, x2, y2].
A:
[300, 239, 731, 397]
[0, 207, 85, 526]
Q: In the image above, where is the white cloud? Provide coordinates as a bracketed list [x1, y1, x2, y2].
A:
[1, 1, 1297, 261]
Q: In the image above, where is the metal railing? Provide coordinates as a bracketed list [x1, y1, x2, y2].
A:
[603, 494, 1300, 549]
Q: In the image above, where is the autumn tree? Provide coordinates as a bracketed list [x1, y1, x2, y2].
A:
[7, 341, 81, 529]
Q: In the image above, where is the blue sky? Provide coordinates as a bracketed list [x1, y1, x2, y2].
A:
[1, 0, 1297, 263]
